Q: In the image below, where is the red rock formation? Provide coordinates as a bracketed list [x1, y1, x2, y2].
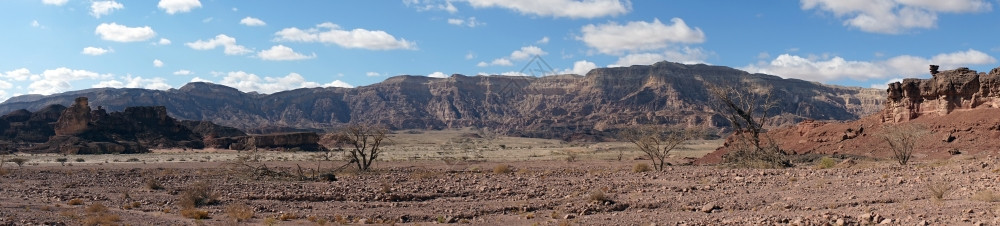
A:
[882, 66, 1000, 122]
[53, 97, 91, 136]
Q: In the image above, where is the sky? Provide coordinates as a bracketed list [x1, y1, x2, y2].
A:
[1, 0, 999, 101]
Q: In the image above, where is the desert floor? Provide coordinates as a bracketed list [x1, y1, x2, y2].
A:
[2, 130, 1000, 225]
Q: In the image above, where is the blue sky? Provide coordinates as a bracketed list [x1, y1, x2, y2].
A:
[1, 0, 998, 101]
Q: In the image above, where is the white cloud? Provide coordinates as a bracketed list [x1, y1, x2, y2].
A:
[613, 47, 712, 66]
[153, 59, 164, 67]
[190, 77, 212, 83]
[173, 70, 193, 75]
[579, 18, 705, 55]
[428, 72, 449, 78]
[218, 71, 343, 93]
[447, 17, 484, 27]
[870, 78, 905, 89]
[801, 0, 992, 34]
[560, 60, 597, 75]
[95, 23, 156, 42]
[403, 0, 458, 13]
[510, 45, 547, 60]
[465, 52, 476, 60]
[240, 17, 266, 26]
[320, 80, 354, 88]
[274, 23, 417, 50]
[185, 34, 253, 55]
[366, 72, 381, 77]
[462, 0, 630, 19]
[31, 20, 41, 28]
[157, 38, 172, 45]
[93, 74, 172, 90]
[158, 0, 202, 14]
[201, 17, 214, 23]
[478, 58, 513, 67]
[26, 67, 113, 95]
[81, 47, 111, 56]
[257, 45, 316, 61]
[90, 1, 124, 18]
[42, 0, 67, 6]
[3, 68, 32, 81]
[536, 36, 550, 44]
[743, 49, 997, 82]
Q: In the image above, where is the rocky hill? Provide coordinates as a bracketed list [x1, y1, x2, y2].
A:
[0, 61, 885, 140]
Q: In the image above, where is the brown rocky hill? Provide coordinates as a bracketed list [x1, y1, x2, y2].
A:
[0, 61, 885, 140]
[699, 66, 1000, 164]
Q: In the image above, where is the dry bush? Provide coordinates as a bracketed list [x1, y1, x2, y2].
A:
[879, 123, 928, 165]
[225, 203, 254, 222]
[621, 125, 701, 171]
[708, 83, 790, 169]
[926, 179, 953, 201]
[177, 181, 218, 209]
[588, 190, 609, 203]
[632, 163, 651, 173]
[68, 198, 85, 205]
[82, 203, 120, 226]
[8, 158, 28, 168]
[180, 208, 210, 219]
[815, 157, 836, 169]
[278, 213, 298, 221]
[972, 190, 1000, 202]
[144, 177, 164, 190]
[493, 164, 512, 174]
[338, 124, 388, 171]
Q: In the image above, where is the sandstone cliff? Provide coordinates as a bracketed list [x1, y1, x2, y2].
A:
[0, 61, 885, 140]
[883, 66, 1000, 122]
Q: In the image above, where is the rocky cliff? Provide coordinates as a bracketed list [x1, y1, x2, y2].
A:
[882, 66, 1000, 122]
[0, 61, 885, 140]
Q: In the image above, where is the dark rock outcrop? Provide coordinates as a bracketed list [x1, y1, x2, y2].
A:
[0, 61, 886, 140]
[205, 132, 324, 152]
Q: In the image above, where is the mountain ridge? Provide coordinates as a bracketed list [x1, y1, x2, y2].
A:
[0, 61, 885, 140]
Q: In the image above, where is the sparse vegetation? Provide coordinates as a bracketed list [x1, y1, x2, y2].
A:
[8, 158, 28, 168]
[180, 208, 210, 219]
[82, 203, 120, 226]
[972, 190, 1000, 202]
[178, 181, 217, 209]
[708, 83, 790, 168]
[926, 179, 953, 202]
[633, 163, 651, 173]
[879, 123, 928, 165]
[338, 124, 389, 171]
[56, 158, 68, 166]
[493, 164, 512, 174]
[75, 158, 85, 162]
[816, 156, 837, 169]
[620, 125, 701, 171]
[224, 203, 254, 221]
[68, 198, 85, 205]
[144, 177, 164, 190]
[588, 189, 609, 203]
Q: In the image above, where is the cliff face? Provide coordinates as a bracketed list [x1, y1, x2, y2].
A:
[0, 61, 885, 140]
[883, 66, 1000, 122]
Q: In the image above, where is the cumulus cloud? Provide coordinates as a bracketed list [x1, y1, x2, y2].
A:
[743, 49, 997, 82]
[536, 36, 550, 44]
[42, 0, 67, 6]
[274, 22, 417, 50]
[428, 71, 449, 78]
[580, 18, 705, 55]
[216, 71, 350, 93]
[478, 58, 513, 67]
[560, 60, 597, 75]
[185, 34, 253, 55]
[26, 67, 113, 95]
[403, 0, 458, 13]
[190, 77, 212, 83]
[462, 0, 630, 19]
[90, 1, 124, 18]
[173, 70, 193, 75]
[81, 47, 111, 56]
[801, 0, 992, 34]
[366, 72, 381, 77]
[95, 23, 156, 42]
[156, 38, 172, 45]
[240, 17, 266, 26]
[158, 0, 202, 14]
[153, 59, 164, 67]
[3, 68, 32, 81]
[479, 45, 547, 67]
[93, 74, 172, 90]
[613, 47, 712, 66]
[257, 45, 316, 61]
[447, 17, 484, 27]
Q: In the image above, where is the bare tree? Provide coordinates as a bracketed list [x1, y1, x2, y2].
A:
[708, 83, 790, 168]
[620, 125, 701, 171]
[879, 123, 927, 165]
[341, 124, 388, 171]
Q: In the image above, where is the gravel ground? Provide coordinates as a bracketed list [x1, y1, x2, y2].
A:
[2, 155, 1000, 225]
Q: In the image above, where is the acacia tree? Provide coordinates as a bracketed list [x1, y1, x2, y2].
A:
[879, 123, 927, 165]
[341, 124, 388, 171]
[707, 83, 790, 168]
[620, 125, 701, 171]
